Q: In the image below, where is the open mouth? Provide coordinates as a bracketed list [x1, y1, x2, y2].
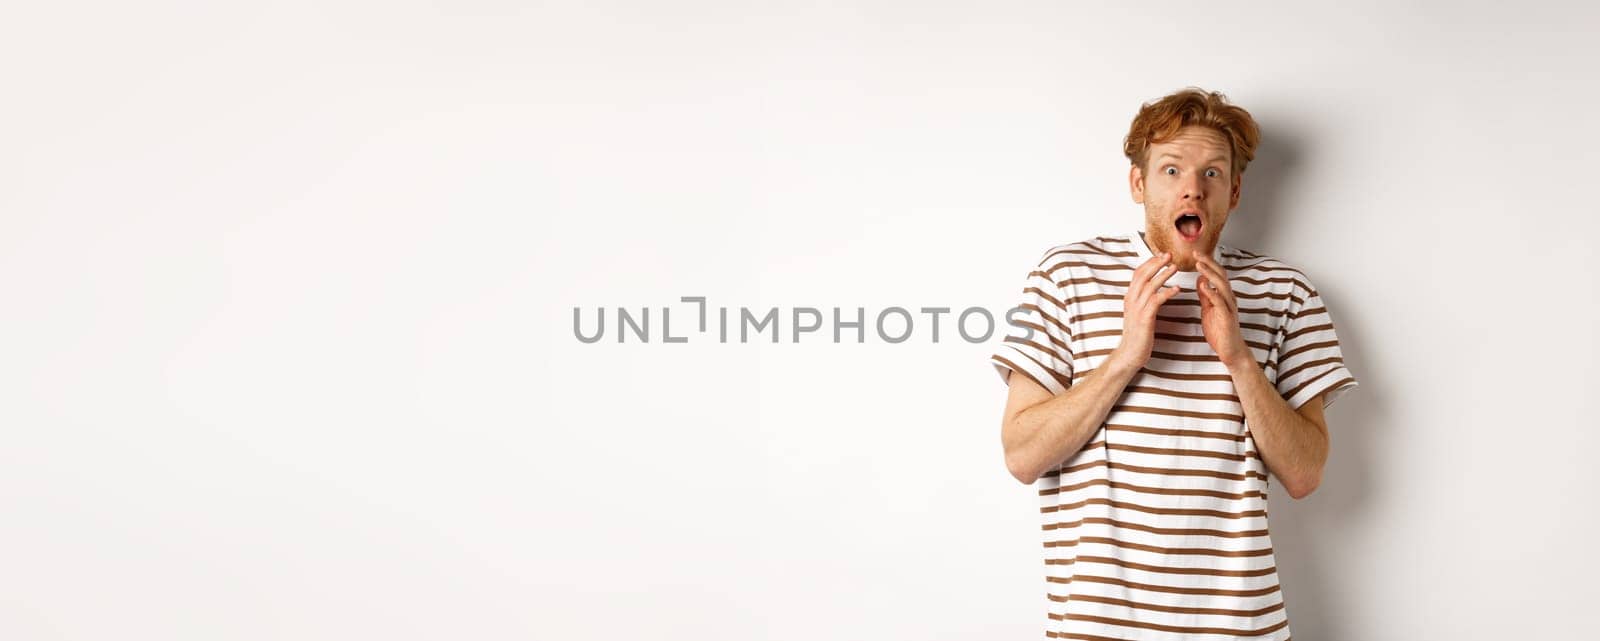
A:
[1175, 213, 1203, 242]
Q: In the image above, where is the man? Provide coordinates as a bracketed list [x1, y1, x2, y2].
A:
[989, 87, 1358, 639]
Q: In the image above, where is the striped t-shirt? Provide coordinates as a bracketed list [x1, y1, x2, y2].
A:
[989, 230, 1358, 640]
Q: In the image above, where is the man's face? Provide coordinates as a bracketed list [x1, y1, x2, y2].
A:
[1128, 125, 1242, 272]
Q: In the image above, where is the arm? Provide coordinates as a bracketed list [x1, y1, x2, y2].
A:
[1000, 251, 1181, 485]
[1223, 357, 1330, 499]
[1192, 250, 1331, 499]
[1000, 358, 1140, 485]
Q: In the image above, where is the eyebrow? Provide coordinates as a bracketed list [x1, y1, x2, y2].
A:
[1156, 152, 1228, 165]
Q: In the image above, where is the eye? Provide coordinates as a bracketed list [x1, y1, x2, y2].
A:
[1164, 166, 1177, 175]
[1205, 168, 1220, 178]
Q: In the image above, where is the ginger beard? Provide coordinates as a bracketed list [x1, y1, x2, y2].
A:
[1129, 126, 1240, 272]
[1141, 203, 1224, 272]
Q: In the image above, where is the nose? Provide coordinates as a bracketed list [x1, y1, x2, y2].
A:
[1181, 174, 1205, 201]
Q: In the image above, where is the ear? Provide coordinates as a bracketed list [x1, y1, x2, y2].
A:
[1228, 174, 1242, 211]
[1129, 164, 1145, 204]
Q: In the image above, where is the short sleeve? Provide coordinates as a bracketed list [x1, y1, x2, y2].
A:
[1275, 279, 1359, 411]
[989, 254, 1076, 395]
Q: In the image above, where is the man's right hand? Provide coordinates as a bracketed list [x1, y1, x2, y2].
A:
[1107, 251, 1180, 374]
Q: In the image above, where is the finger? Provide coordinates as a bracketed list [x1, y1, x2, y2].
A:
[1149, 258, 1180, 297]
[1201, 276, 1228, 315]
[1194, 255, 1236, 314]
[1148, 281, 1181, 317]
[1213, 268, 1237, 314]
[1134, 253, 1168, 283]
[1137, 265, 1177, 311]
[1127, 255, 1157, 305]
[1192, 253, 1220, 286]
[1199, 273, 1232, 317]
[1201, 256, 1237, 314]
[1134, 257, 1175, 309]
[1130, 253, 1170, 305]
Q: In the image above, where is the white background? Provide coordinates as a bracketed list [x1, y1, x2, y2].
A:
[3, 1, 1597, 639]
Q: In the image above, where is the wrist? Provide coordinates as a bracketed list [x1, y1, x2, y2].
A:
[1102, 349, 1141, 383]
[1223, 352, 1260, 376]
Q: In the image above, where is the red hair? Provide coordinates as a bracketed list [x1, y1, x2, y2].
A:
[1123, 87, 1261, 178]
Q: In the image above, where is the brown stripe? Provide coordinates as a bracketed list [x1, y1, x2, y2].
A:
[1044, 259, 1135, 276]
[1070, 554, 1277, 578]
[1123, 386, 1241, 403]
[1278, 355, 1344, 382]
[1153, 332, 1275, 352]
[1054, 271, 1307, 299]
[1231, 259, 1309, 278]
[1067, 305, 1287, 325]
[1071, 347, 1116, 360]
[1041, 245, 1138, 263]
[1054, 458, 1267, 483]
[1071, 310, 1123, 323]
[1289, 304, 1326, 320]
[1018, 302, 1074, 336]
[1037, 496, 1267, 520]
[1011, 319, 1076, 356]
[1101, 367, 1233, 383]
[1071, 347, 1216, 365]
[1062, 362, 1286, 382]
[1102, 441, 1255, 462]
[1075, 328, 1124, 341]
[1070, 536, 1274, 558]
[1061, 593, 1285, 617]
[1284, 370, 1354, 403]
[1113, 403, 1243, 422]
[1233, 289, 1303, 305]
[1021, 286, 1068, 311]
[1062, 612, 1289, 636]
[1284, 321, 1334, 342]
[1149, 298, 1206, 309]
[1004, 335, 1074, 367]
[1051, 632, 1129, 641]
[1233, 265, 1308, 280]
[1233, 275, 1301, 287]
[1049, 477, 1263, 501]
[1056, 275, 1136, 288]
[1069, 292, 1128, 304]
[1104, 423, 1246, 443]
[1050, 630, 1286, 641]
[1075, 364, 1235, 380]
[1010, 348, 1075, 392]
[1280, 339, 1340, 363]
[1140, 351, 1223, 363]
[1045, 515, 1268, 538]
[1044, 256, 1306, 303]
[990, 355, 1050, 393]
[1240, 320, 1276, 334]
[1062, 573, 1280, 597]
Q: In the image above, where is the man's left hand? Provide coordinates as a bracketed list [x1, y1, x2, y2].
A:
[1194, 250, 1254, 370]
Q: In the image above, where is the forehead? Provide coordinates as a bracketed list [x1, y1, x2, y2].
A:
[1148, 126, 1230, 161]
